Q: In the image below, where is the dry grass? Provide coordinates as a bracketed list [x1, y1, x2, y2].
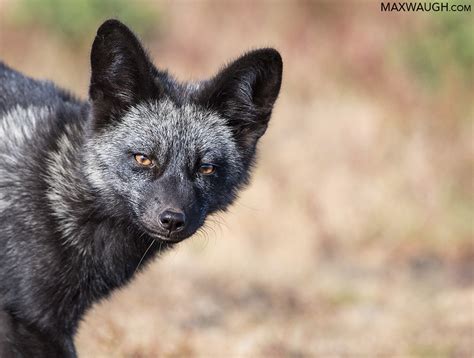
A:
[1, 1, 473, 357]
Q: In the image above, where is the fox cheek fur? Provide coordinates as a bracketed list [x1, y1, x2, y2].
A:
[0, 19, 282, 356]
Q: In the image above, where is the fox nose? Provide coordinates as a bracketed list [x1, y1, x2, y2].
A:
[159, 210, 186, 233]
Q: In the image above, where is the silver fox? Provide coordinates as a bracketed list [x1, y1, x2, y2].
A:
[0, 19, 282, 357]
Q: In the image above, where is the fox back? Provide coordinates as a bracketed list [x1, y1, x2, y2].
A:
[0, 19, 282, 357]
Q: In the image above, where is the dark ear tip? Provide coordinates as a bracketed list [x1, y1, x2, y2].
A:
[96, 19, 128, 36]
[260, 48, 282, 64]
[251, 48, 283, 74]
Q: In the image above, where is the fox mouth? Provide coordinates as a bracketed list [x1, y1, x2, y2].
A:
[133, 208, 205, 244]
[140, 226, 189, 243]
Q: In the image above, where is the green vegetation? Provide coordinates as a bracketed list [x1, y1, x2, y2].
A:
[402, 14, 474, 88]
[9, 0, 160, 45]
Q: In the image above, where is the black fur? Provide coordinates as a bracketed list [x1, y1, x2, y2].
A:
[0, 19, 282, 357]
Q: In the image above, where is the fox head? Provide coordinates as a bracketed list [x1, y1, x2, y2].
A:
[84, 20, 282, 243]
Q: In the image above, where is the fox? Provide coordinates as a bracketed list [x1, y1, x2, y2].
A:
[0, 19, 282, 357]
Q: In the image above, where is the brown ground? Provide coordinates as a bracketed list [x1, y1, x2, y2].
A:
[0, 1, 473, 357]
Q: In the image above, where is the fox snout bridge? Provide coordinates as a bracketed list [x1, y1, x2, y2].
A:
[159, 209, 186, 233]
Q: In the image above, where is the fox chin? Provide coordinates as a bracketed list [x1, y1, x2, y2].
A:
[0, 19, 282, 357]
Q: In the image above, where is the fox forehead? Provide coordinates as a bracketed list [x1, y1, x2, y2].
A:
[94, 98, 239, 161]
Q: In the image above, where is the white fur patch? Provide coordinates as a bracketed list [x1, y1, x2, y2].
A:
[0, 105, 50, 145]
[0, 106, 52, 213]
[45, 124, 89, 241]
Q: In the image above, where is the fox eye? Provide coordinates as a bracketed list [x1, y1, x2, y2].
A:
[199, 163, 216, 175]
[134, 154, 154, 167]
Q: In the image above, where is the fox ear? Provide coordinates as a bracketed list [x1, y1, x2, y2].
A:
[199, 48, 282, 149]
[89, 19, 159, 130]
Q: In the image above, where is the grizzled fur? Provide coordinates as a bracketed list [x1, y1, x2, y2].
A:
[0, 19, 282, 357]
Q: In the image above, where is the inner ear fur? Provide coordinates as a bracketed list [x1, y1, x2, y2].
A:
[197, 48, 283, 148]
[89, 19, 160, 130]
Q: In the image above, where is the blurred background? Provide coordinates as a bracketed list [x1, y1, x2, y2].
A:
[0, 0, 473, 356]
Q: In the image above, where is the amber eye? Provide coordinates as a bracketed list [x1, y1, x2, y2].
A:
[134, 154, 154, 167]
[199, 163, 216, 175]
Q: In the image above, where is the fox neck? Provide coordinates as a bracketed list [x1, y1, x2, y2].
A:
[42, 116, 171, 334]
